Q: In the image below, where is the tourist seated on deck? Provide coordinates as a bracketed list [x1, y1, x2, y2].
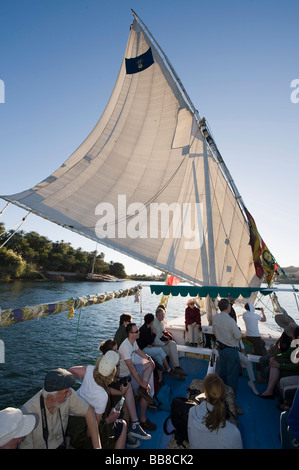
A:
[259, 314, 293, 380]
[259, 326, 299, 399]
[0, 407, 36, 449]
[137, 313, 183, 383]
[19, 368, 101, 449]
[187, 374, 243, 449]
[98, 338, 153, 446]
[185, 298, 202, 347]
[153, 308, 187, 377]
[67, 352, 127, 449]
[114, 313, 132, 347]
[118, 323, 157, 433]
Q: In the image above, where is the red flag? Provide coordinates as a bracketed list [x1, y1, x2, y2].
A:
[167, 275, 181, 286]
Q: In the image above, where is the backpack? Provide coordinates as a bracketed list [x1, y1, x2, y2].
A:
[163, 396, 198, 446]
[153, 384, 173, 411]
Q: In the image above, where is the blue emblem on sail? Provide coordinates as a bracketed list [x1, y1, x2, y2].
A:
[125, 47, 154, 74]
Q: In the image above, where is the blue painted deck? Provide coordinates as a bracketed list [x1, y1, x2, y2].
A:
[137, 356, 282, 450]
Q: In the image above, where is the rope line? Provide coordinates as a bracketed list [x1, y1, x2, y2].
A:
[0, 202, 10, 218]
[0, 213, 31, 249]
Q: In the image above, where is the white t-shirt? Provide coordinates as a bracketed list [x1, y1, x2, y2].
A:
[118, 338, 139, 377]
[76, 365, 108, 415]
[187, 401, 243, 449]
[243, 311, 262, 337]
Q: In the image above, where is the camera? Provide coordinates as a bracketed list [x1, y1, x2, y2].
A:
[119, 375, 132, 387]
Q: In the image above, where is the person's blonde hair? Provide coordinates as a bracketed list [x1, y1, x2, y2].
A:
[203, 374, 227, 431]
[93, 356, 116, 390]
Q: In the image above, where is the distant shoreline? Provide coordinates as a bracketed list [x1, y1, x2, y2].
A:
[275, 277, 299, 285]
[0, 269, 298, 285]
[0, 270, 165, 283]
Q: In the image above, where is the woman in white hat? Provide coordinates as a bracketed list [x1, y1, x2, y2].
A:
[68, 351, 127, 449]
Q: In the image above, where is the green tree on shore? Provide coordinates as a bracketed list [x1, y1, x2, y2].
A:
[0, 224, 127, 280]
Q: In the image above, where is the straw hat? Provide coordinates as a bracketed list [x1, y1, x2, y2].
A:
[187, 298, 196, 306]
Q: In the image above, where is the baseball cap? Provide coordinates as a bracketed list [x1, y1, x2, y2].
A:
[98, 350, 119, 377]
[44, 368, 76, 392]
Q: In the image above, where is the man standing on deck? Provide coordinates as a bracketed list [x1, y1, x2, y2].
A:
[242, 302, 267, 357]
[243, 302, 267, 382]
[212, 298, 243, 413]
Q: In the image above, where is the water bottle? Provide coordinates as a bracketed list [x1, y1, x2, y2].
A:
[113, 397, 125, 412]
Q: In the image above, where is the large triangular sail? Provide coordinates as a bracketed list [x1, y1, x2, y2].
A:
[1, 11, 267, 288]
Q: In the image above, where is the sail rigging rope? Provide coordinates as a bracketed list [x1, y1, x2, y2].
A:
[0, 202, 10, 218]
[0, 213, 31, 249]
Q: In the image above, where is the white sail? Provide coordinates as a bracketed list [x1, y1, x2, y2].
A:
[1, 12, 263, 289]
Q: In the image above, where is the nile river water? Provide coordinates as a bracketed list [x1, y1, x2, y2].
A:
[0, 280, 298, 409]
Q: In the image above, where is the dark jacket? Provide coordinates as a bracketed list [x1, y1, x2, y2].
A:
[137, 323, 156, 350]
[185, 306, 201, 331]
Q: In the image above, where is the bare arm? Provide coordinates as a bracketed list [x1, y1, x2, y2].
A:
[125, 358, 148, 389]
[260, 308, 266, 323]
[136, 348, 155, 367]
[85, 405, 102, 449]
[68, 366, 87, 379]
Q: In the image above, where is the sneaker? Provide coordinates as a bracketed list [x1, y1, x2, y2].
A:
[128, 422, 151, 440]
[175, 366, 187, 376]
[137, 386, 154, 405]
[248, 380, 259, 395]
[140, 418, 157, 431]
[166, 369, 185, 381]
[126, 434, 140, 448]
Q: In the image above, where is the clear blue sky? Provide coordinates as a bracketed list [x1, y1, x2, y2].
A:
[0, 0, 298, 274]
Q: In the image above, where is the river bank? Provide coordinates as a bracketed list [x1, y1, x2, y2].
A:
[0, 270, 166, 283]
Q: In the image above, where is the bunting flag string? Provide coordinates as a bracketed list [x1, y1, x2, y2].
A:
[0, 284, 142, 327]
